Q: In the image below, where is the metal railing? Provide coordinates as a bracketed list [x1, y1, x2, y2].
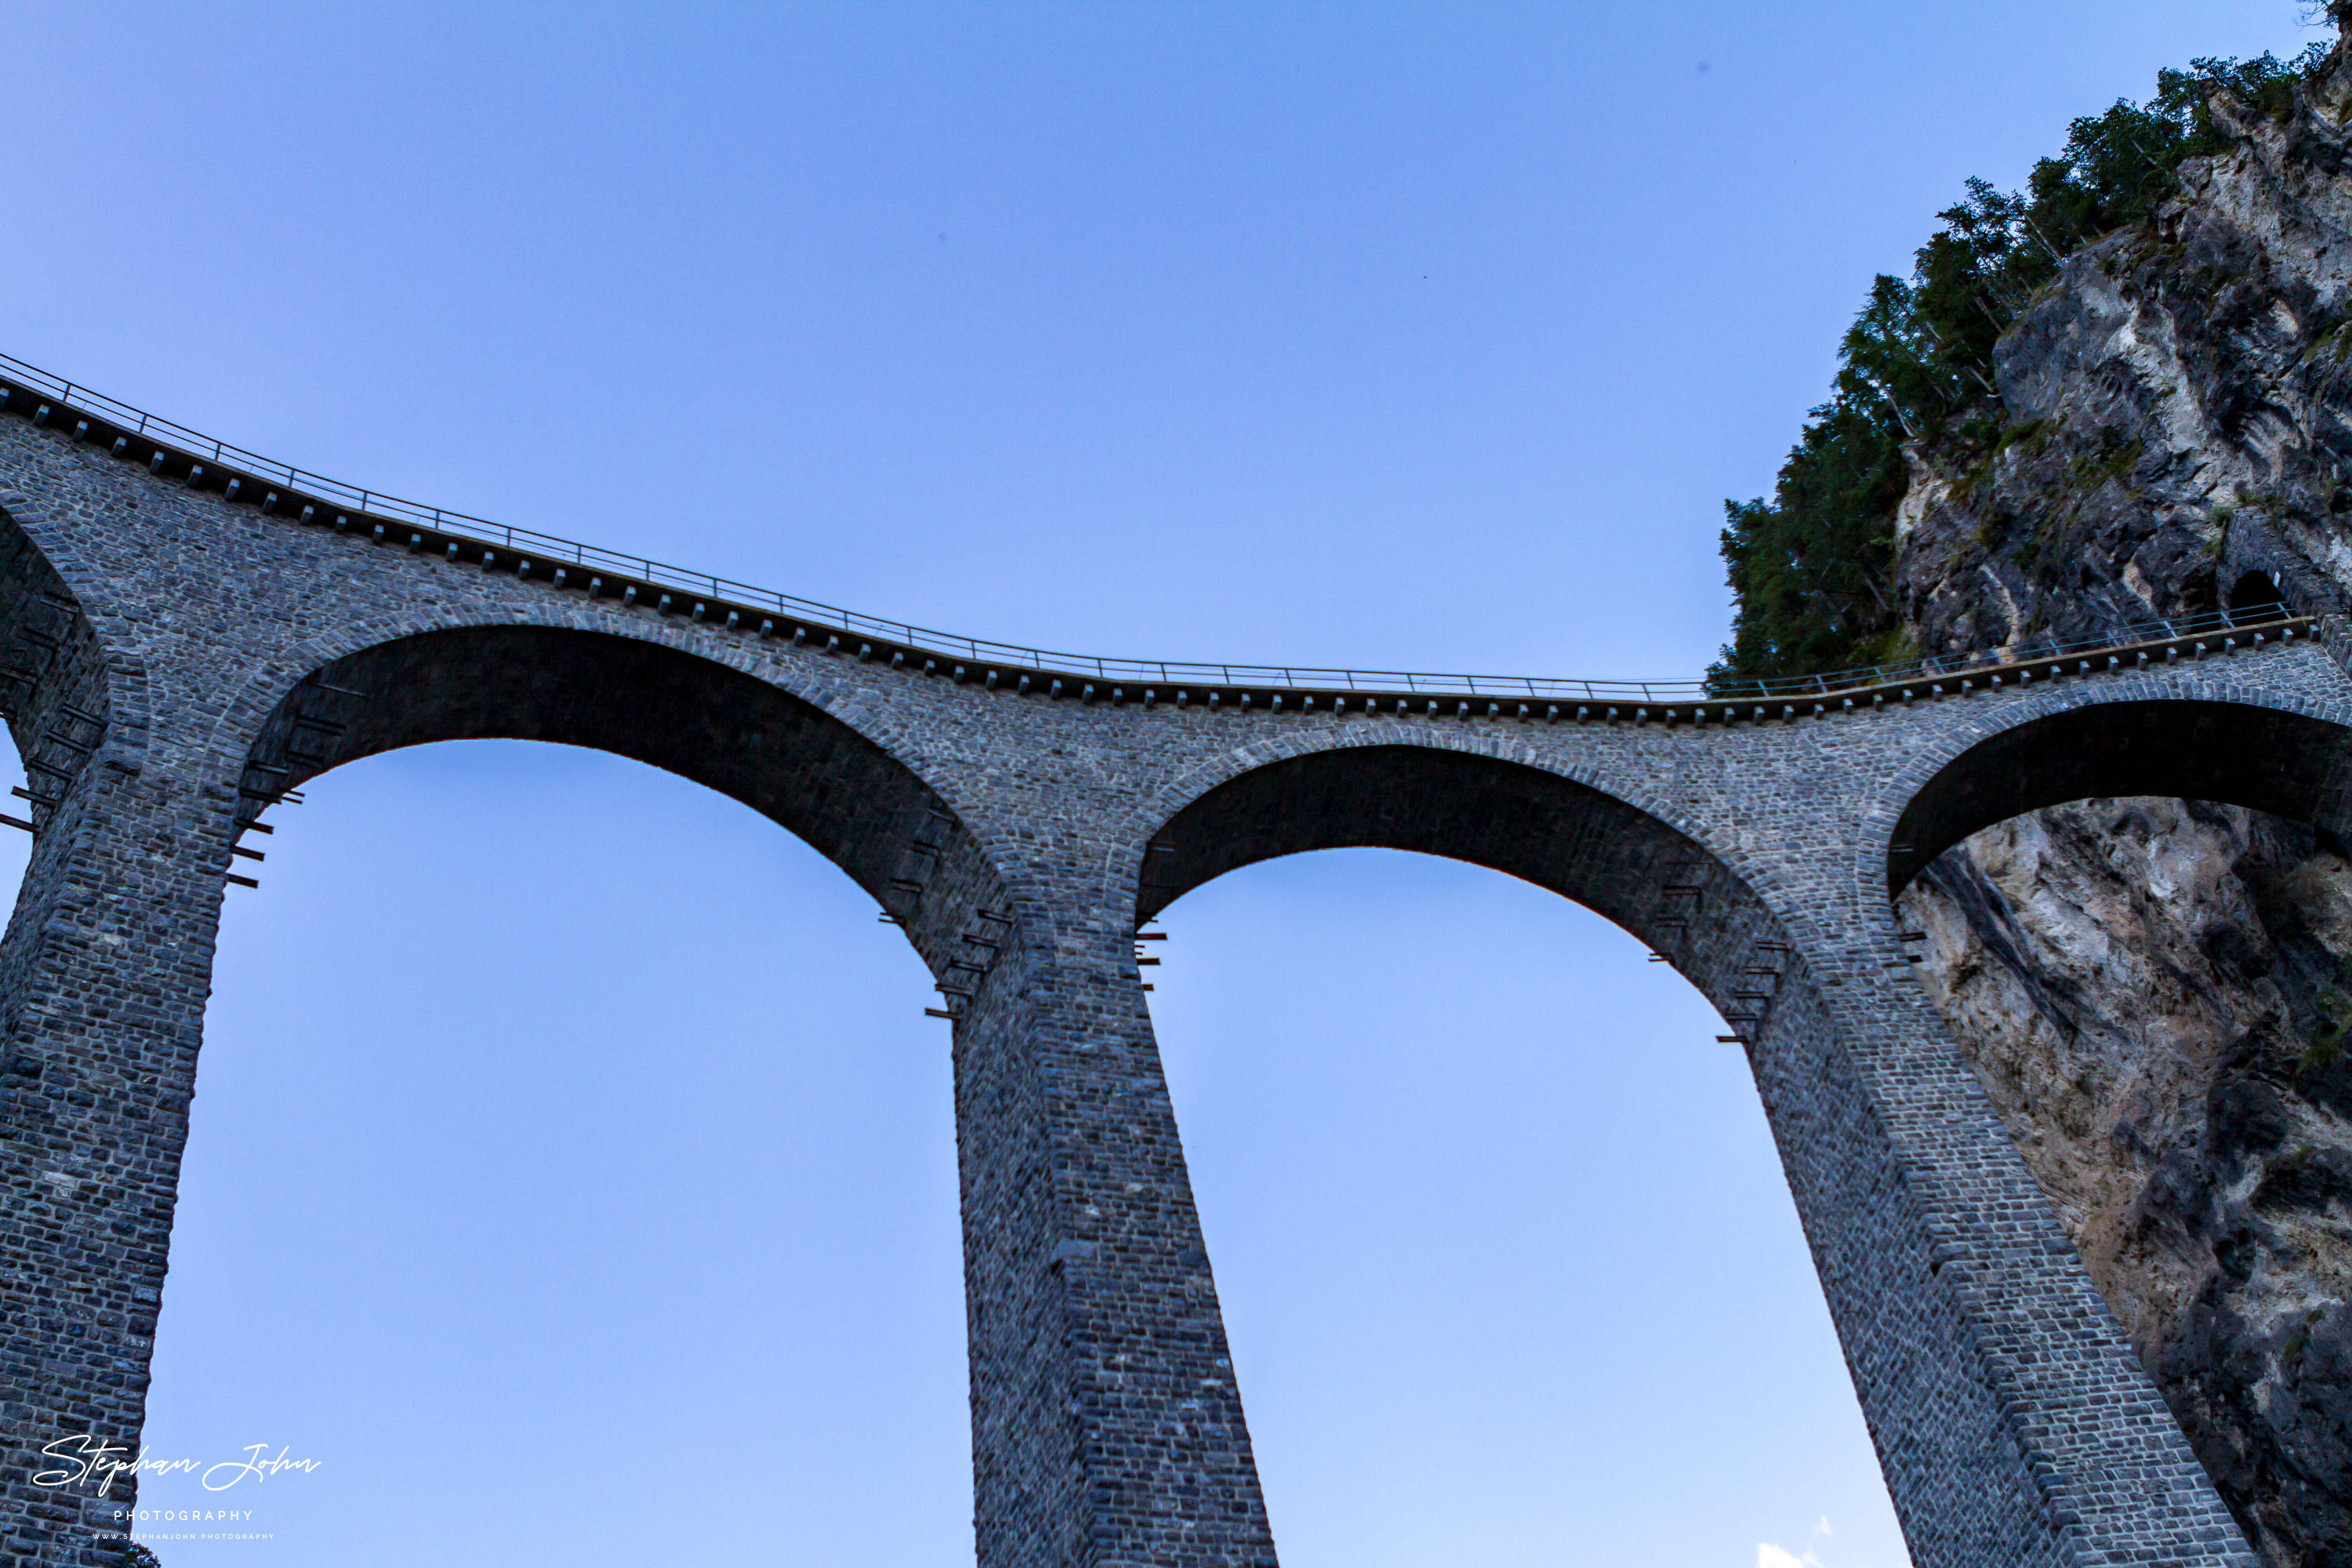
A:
[1693, 606, 2301, 705]
[0, 350, 2308, 704]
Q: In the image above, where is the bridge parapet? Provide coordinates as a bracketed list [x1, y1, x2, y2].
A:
[0, 350, 2308, 721]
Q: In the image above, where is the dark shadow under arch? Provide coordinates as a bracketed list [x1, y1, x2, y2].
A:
[0, 508, 138, 808]
[0, 507, 152, 1040]
[1888, 699, 2352, 896]
[1142, 744, 1786, 1019]
[241, 625, 1000, 931]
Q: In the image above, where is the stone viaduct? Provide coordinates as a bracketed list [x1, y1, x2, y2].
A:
[0, 360, 2342, 1566]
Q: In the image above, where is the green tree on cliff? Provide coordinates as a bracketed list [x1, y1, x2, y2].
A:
[1714, 38, 2332, 687]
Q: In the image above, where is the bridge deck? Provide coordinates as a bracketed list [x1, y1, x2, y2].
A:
[0, 350, 2298, 715]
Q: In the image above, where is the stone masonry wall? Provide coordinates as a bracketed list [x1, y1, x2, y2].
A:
[0, 401, 2325, 1565]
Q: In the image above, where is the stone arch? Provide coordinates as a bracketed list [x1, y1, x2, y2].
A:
[1881, 685, 2352, 899]
[219, 619, 1011, 981]
[0, 495, 152, 800]
[1859, 664, 2352, 1566]
[1137, 725, 2269, 1565]
[1138, 734, 1795, 1041]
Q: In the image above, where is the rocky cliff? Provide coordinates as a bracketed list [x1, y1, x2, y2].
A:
[1892, 44, 2352, 1567]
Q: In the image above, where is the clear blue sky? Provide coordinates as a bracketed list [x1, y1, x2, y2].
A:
[0, 4, 2321, 1564]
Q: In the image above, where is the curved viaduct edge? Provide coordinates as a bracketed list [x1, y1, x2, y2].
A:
[0, 357, 2312, 718]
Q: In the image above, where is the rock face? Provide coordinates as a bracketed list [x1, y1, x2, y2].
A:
[1893, 47, 2352, 1567]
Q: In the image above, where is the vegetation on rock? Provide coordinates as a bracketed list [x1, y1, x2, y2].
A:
[1714, 38, 2332, 685]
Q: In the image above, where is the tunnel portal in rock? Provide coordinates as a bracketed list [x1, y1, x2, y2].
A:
[2230, 570, 2288, 619]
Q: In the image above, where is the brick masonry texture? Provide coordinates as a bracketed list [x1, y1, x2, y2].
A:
[0, 405, 2336, 1566]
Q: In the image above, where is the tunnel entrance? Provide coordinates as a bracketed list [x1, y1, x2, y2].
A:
[2228, 570, 2287, 620]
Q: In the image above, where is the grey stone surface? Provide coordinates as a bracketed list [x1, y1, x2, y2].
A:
[0, 403, 2325, 1565]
